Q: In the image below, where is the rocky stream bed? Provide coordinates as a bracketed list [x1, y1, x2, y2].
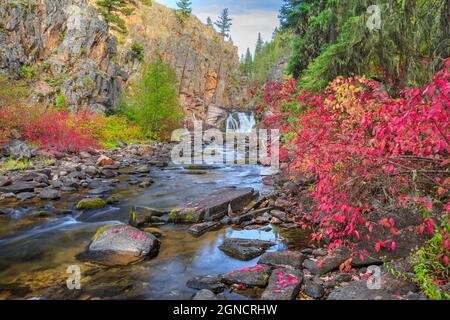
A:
[0, 142, 427, 300]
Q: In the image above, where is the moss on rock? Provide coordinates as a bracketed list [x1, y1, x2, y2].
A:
[76, 198, 106, 210]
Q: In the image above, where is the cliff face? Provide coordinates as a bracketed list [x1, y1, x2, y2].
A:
[0, 0, 124, 112]
[115, 2, 248, 128]
[0, 0, 247, 127]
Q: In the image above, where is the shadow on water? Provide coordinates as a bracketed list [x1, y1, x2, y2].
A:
[0, 162, 310, 300]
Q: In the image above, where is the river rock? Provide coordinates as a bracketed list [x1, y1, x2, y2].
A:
[231, 207, 272, 225]
[327, 280, 399, 300]
[261, 268, 303, 300]
[0, 181, 41, 194]
[188, 221, 221, 236]
[258, 251, 305, 269]
[16, 192, 36, 201]
[129, 207, 167, 228]
[219, 238, 275, 260]
[187, 275, 226, 293]
[220, 265, 271, 288]
[169, 187, 258, 223]
[76, 198, 106, 210]
[303, 254, 348, 275]
[88, 186, 113, 196]
[270, 210, 289, 222]
[77, 225, 160, 266]
[304, 279, 325, 299]
[96, 155, 113, 167]
[39, 188, 61, 200]
[192, 289, 218, 300]
[0, 176, 12, 187]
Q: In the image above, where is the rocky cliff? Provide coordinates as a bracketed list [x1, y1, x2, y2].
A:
[0, 0, 247, 127]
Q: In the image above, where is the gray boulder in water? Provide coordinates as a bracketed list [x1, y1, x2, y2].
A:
[77, 224, 160, 266]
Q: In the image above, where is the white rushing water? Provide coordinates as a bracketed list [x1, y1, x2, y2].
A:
[226, 112, 256, 133]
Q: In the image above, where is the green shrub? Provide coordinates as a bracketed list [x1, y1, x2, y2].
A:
[121, 55, 183, 140]
[131, 41, 145, 61]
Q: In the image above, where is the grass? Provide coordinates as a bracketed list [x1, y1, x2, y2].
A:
[0, 158, 34, 171]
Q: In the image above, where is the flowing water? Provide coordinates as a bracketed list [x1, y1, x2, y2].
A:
[0, 116, 308, 300]
[226, 112, 256, 133]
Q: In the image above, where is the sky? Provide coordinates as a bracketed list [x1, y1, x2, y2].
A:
[157, 0, 281, 57]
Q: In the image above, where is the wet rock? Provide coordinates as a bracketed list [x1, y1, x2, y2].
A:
[138, 180, 154, 188]
[0, 176, 12, 187]
[84, 166, 98, 177]
[258, 251, 305, 269]
[106, 195, 120, 204]
[270, 210, 289, 222]
[183, 164, 220, 170]
[39, 188, 61, 200]
[192, 289, 218, 300]
[303, 254, 347, 275]
[327, 280, 399, 300]
[188, 221, 221, 236]
[187, 275, 225, 293]
[77, 225, 160, 267]
[219, 238, 275, 260]
[170, 187, 258, 223]
[261, 268, 303, 300]
[6, 140, 32, 159]
[96, 155, 113, 167]
[179, 170, 208, 175]
[231, 207, 272, 225]
[304, 280, 325, 299]
[129, 207, 167, 228]
[16, 192, 36, 201]
[76, 198, 106, 210]
[88, 186, 113, 196]
[220, 265, 271, 288]
[0, 181, 41, 194]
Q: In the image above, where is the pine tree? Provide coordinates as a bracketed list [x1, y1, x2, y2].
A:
[124, 55, 183, 138]
[255, 33, 264, 56]
[214, 8, 232, 38]
[206, 16, 213, 27]
[96, 0, 134, 34]
[176, 0, 192, 18]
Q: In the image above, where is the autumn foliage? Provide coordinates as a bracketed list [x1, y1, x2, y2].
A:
[254, 59, 450, 275]
[0, 106, 146, 153]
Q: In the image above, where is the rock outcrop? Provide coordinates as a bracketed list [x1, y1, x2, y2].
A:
[117, 2, 248, 128]
[0, 0, 124, 112]
[0, 1, 247, 126]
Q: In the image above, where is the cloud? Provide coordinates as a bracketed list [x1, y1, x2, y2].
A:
[196, 9, 279, 56]
[157, 1, 280, 56]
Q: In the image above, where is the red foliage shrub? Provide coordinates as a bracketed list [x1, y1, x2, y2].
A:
[254, 59, 450, 257]
[22, 109, 99, 153]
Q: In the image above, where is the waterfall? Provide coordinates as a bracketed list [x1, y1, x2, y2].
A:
[226, 112, 256, 133]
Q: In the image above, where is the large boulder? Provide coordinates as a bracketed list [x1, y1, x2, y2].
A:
[220, 265, 271, 288]
[258, 251, 305, 269]
[6, 140, 33, 159]
[169, 187, 258, 223]
[219, 238, 275, 260]
[261, 268, 303, 300]
[77, 224, 160, 266]
[0, 181, 41, 194]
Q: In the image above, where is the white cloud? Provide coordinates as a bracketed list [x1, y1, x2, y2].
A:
[196, 9, 279, 57]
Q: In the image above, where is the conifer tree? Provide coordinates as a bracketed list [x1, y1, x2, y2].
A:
[214, 8, 232, 38]
[96, 0, 134, 34]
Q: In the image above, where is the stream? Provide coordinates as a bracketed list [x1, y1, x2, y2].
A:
[0, 113, 309, 300]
